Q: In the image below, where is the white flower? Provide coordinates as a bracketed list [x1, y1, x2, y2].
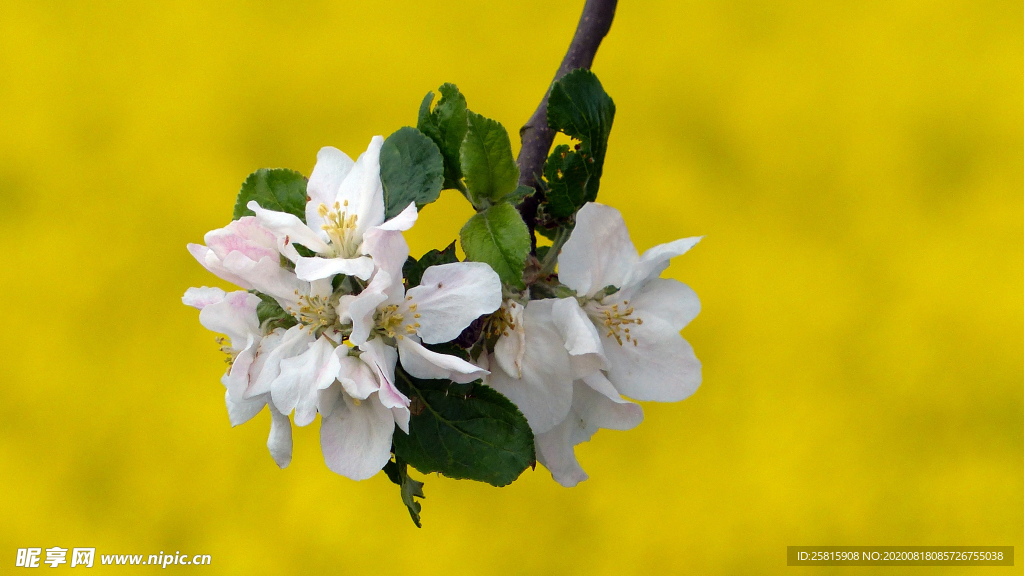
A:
[247, 137, 418, 282]
[187, 216, 299, 296]
[343, 231, 502, 386]
[553, 202, 703, 402]
[183, 287, 293, 468]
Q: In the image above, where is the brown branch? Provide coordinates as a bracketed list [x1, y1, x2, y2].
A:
[516, 0, 618, 235]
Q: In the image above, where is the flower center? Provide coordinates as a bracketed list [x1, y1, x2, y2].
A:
[288, 291, 339, 335]
[373, 297, 421, 340]
[485, 301, 520, 339]
[216, 336, 238, 365]
[318, 201, 360, 258]
[587, 300, 643, 347]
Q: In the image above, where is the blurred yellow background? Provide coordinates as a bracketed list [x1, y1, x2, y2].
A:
[1, 0, 1021, 573]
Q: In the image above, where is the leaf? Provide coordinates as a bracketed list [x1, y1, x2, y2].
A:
[460, 112, 520, 208]
[254, 292, 297, 331]
[379, 127, 444, 219]
[383, 458, 425, 528]
[505, 185, 536, 206]
[417, 84, 469, 190]
[232, 168, 308, 221]
[543, 144, 592, 218]
[403, 241, 459, 288]
[392, 368, 535, 487]
[545, 69, 615, 203]
[459, 201, 531, 289]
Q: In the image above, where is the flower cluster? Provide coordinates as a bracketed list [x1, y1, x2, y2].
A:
[184, 72, 702, 525]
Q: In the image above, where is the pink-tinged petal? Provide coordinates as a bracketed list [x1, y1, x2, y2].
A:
[320, 392, 394, 480]
[343, 271, 391, 346]
[626, 236, 702, 290]
[558, 202, 639, 297]
[493, 301, 525, 378]
[377, 201, 418, 232]
[295, 255, 375, 282]
[603, 329, 701, 402]
[247, 200, 331, 254]
[406, 262, 502, 344]
[306, 146, 356, 227]
[188, 243, 251, 288]
[246, 329, 285, 395]
[397, 337, 489, 383]
[224, 390, 266, 427]
[486, 304, 574, 434]
[182, 286, 226, 310]
[205, 216, 279, 262]
[392, 406, 411, 434]
[267, 401, 293, 468]
[271, 336, 341, 427]
[337, 353, 380, 400]
[222, 337, 258, 401]
[220, 252, 304, 308]
[247, 326, 314, 398]
[197, 291, 261, 346]
[362, 228, 409, 280]
[337, 136, 386, 237]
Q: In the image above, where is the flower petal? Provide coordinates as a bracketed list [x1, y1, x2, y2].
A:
[246, 326, 314, 397]
[306, 146, 356, 228]
[627, 236, 702, 290]
[486, 302, 574, 434]
[558, 202, 639, 297]
[406, 262, 502, 344]
[205, 216, 280, 262]
[295, 255, 375, 282]
[342, 271, 391, 346]
[182, 286, 226, 310]
[397, 337, 489, 384]
[626, 277, 701, 334]
[392, 406, 411, 434]
[551, 297, 606, 379]
[188, 243, 251, 288]
[377, 201, 418, 232]
[320, 392, 394, 481]
[335, 352, 379, 400]
[271, 336, 341, 426]
[337, 136, 386, 238]
[220, 251, 305, 307]
[603, 329, 701, 402]
[362, 228, 409, 281]
[197, 291, 260, 346]
[267, 401, 293, 468]
[224, 390, 266, 427]
[493, 301, 525, 378]
[247, 200, 331, 254]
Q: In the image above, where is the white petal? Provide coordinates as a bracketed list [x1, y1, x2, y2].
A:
[627, 236, 702, 290]
[317, 381, 343, 419]
[188, 243, 251, 288]
[392, 406, 411, 434]
[357, 338, 409, 411]
[406, 262, 502, 344]
[247, 325, 314, 397]
[626, 278, 701, 334]
[534, 420, 588, 488]
[204, 216, 280, 262]
[603, 329, 701, 402]
[306, 146, 356, 227]
[337, 136, 386, 238]
[320, 392, 394, 481]
[362, 228, 409, 280]
[343, 271, 391, 346]
[558, 202, 639, 297]
[271, 336, 341, 426]
[197, 291, 260, 346]
[397, 337, 488, 384]
[295, 255, 375, 281]
[222, 337, 257, 401]
[336, 352, 379, 400]
[377, 201, 418, 232]
[247, 200, 331, 254]
[486, 302, 574, 434]
[224, 390, 266, 427]
[581, 371, 631, 404]
[182, 286, 226, 310]
[267, 401, 293, 468]
[551, 297, 606, 379]
[493, 301, 525, 378]
[220, 251, 305, 307]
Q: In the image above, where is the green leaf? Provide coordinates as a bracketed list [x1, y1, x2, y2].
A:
[403, 241, 459, 288]
[460, 112, 520, 208]
[417, 84, 469, 190]
[545, 69, 615, 203]
[232, 168, 308, 221]
[392, 368, 535, 487]
[254, 292, 298, 331]
[459, 202, 530, 289]
[505, 185, 536, 206]
[383, 458, 425, 528]
[379, 127, 444, 219]
[543, 144, 592, 218]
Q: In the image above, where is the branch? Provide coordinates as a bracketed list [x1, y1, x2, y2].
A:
[516, 0, 618, 234]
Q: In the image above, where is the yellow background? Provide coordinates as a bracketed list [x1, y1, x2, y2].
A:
[1, 0, 1021, 574]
